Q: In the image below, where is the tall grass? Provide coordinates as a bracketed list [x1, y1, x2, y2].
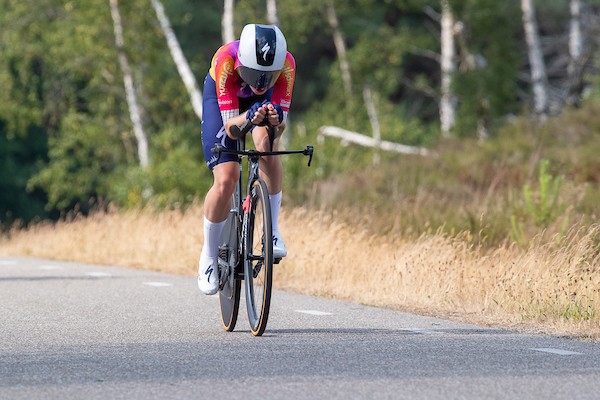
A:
[1, 205, 598, 340]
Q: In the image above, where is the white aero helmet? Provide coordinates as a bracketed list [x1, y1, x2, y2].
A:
[236, 24, 287, 90]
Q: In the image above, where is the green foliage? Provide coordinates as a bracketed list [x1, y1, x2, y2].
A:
[0, 122, 48, 225]
[0, 0, 210, 217]
[452, 1, 522, 137]
[27, 112, 122, 211]
[106, 166, 152, 209]
[558, 301, 596, 322]
[1, 0, 600, 234]
[148, 125, 211, 208]
[523, 160, 565, 227]
[511, 159, 568, 245]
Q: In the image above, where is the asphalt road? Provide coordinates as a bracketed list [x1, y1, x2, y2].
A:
[1, 255, 599, 399]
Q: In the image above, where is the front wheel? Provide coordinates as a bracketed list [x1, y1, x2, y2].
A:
[244, 179, 273, 336]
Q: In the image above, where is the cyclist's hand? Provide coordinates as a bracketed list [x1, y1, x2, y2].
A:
[246, 100, 268, 125]
[266, 104, 284, 126]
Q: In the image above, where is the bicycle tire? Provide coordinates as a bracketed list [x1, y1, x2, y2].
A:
[219, 196, 241, 332]
[244, 179, 273, 336]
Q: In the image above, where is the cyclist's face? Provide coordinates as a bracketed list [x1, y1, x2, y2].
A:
[250, 86, 268, 95]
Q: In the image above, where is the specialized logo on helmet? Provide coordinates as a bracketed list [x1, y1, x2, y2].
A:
[261, 43, 271, 62]
[255, 26, 276, 66]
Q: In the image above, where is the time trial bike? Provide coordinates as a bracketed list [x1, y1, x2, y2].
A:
[211, 121, 313, 336]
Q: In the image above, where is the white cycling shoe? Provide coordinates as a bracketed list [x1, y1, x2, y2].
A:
[197, 255, 219, 295]
[273, 231, 287, 259]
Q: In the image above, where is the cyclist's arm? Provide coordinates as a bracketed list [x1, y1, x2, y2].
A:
[224, 114, 247, 139]
[224, 106, 268, 139]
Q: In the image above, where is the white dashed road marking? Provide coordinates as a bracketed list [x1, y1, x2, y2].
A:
[405, 329, 440, 335]
[86, 272, 112, 277]
[295, 310, 333, 316]
[143, 282, 174, 287]
[39, 265, 63, 270]
[0, 260, 17, 266]
[530, 348, 583, 355]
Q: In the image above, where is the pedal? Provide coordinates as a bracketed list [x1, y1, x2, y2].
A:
[274, 258, 282, 264]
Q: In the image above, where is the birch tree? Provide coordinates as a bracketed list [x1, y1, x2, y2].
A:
[569, 0, 583, 70]
[440, 0, 456, 136]
[521, 0, 549, 118]
[222, 0, 235, 44]
[325, 0, 353, 99]
[109, 0, 150, 168]
[267, 0, 279, 26]
[363, 85, 381, 163]
[567, 0, 583, 106]
[150, 0, 203, 120]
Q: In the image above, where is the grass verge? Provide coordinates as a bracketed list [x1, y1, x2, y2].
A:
[1, 204, 598, 341]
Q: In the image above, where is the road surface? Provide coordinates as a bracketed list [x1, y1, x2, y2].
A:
[1, 256, 599, 399]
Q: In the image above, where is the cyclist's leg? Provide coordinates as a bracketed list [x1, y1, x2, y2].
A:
[251, 125, 287, 258]
[252, 125, 283, 194]
[203, 162, 239, 222]
[199, 74, 240, 294]
[201, 73, 241, 226]
[199, 161, 238, 296]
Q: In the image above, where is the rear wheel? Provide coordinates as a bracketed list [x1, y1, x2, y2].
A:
[219, 197, 241, 332]
[244, 179, 273, 336]
[218, 256, 241, 332]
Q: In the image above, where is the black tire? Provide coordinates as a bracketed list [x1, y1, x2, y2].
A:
[219, 262, 241, 332]
[244, 179, 273, 336]
[219, 197, 241, 332]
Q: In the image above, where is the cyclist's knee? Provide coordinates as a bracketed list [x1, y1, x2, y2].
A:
[212, 162, 239, 198]
[275, 122, 286, 137]
[253, 130, 283, 153]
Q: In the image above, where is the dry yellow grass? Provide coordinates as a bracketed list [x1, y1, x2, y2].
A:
[1, 204, 598, 340]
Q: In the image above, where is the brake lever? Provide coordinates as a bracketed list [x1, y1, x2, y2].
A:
[304, 145, 314, 167]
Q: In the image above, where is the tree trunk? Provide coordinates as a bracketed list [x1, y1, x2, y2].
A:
[325, 0, 352, 98]
[318, 126, 430, 156]
[267, 0, 279, 26]
[151, 0, 202, 120]
[363, 85, 381, 164]
[109, 0, 150, 168]
[521, 0, 548, 118]
[567, 0, 583, 106]
[439, 0, 456, 136]
[569, 0, 583, 65]
[222, 0, 235, 44]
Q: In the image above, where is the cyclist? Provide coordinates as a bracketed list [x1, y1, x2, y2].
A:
[198, 24, 296, 295]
